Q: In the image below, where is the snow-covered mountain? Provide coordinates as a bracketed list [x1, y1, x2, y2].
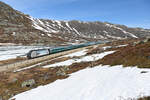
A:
[0, 1, 150, 45]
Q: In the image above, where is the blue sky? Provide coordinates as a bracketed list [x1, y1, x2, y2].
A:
[1, 0, 150, 29]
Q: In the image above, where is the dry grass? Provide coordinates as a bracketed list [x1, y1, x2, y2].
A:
[1, 39, 150, 99]
[0, 57, 27, 66]
[138, 96, 150, 100]
[0, 59, 97, 100]
[0, 67, 68, 100]
[99, 41, 150, 68]
[87, 44, 105, 55]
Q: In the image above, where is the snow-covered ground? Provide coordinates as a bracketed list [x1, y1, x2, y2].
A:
[43, 51, 115, 68]
[10, 65, 150, 100]
[0, 46, 50, 61]
[63, 49, 88, 57]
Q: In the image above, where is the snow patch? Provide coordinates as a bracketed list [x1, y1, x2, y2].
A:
[28, 16, 59, 33]
[43, 51, 115, 68]
[102, 46, 112, 50]
[116, 44, 128, 48]
[66, 22, 73, 30]
[103, 30, 108, 33]
[106, 34, 123, 39]
[105, 23, 138, 38]
[63, 49, 88, 57]
[55, 20, 62, 27]
[11, 65, 150, 100]
[73, 28, 80, 35]
[12, 32, 16, 36]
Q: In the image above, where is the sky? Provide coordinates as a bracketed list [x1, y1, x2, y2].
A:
[1, 0, 150, 29]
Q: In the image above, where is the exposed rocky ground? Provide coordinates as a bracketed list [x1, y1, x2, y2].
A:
[0, 1, 150, 45]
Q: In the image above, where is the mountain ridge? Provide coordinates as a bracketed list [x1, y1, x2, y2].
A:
[0, 1, 150, 45]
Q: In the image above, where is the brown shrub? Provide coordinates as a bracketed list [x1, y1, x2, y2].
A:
[138, 96, 150, 100]
[99, 42, 150, 68]
[0, 57, 27, 66]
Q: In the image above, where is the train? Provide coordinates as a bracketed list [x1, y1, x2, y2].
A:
[27, 41, 108, 59]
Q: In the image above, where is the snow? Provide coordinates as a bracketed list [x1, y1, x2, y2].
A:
[47, 33, 52, 37]
[102, 46, 112, 50]
[102, 45, 127, 50]
[66, 22, 73, 30]
[55, 20, 62, 27]
[10, 65, 150, 100]
[12, 32, 16, 36]
[63, 49, 87, 57]
[43, 51, 115, 68]
[99, 35, 106, 39]
[116, 44, 128, 48]
[28, 16, 59, 33]
[106, 34, 123, 39]
[41, 34, 44, 36]
[103, 30, 108, 33]
[0, 46, 50, 61]
[29, 17, 48, 32]
[14, 63, 40, 72]
[127, 32, 138, 38]
[73, 28, 80, 35]
[105, 23, 138, 38]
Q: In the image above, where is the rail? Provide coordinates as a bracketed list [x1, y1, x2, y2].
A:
[0, 44, 99, 72]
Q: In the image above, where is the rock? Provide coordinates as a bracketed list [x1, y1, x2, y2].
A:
[141, 71, 148, 73]
[43, 74, 51, 81]
[10, 98, 15, 100]
[62, 66, 70, 71]
[5, 89, 9, 93]
[56, 68, 66, 76]
[144, 37, 150, 43]
[0, 96, 2, 100]
[147, 56, 150, 59]
[21, 79, 36, 88]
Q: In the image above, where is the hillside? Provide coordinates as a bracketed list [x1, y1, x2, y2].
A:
[0, 1, 150, 45]
[99, 39, 150, 68]
[0, 39, 149, 100]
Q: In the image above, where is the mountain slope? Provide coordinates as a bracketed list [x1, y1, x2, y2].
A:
[0, 1, 150, 45]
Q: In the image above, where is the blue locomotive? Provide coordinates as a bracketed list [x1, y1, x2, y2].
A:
[27, 41, 107, 59]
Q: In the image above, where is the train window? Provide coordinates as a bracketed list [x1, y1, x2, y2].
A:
[36, 49, 49, 56]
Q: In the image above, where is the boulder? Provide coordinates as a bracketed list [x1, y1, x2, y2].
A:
[62, 66, 70, 71]
[56, 68, 68, 76]
[21, 79, 35, 88]
[43, 74, 51, 81]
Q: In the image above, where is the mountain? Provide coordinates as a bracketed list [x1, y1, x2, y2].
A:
[0, 1, 150, 45]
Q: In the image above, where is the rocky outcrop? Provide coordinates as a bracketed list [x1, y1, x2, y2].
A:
[21, 79, 36, 88]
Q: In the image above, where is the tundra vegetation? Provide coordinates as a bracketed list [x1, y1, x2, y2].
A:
[0, 39, 150, 100]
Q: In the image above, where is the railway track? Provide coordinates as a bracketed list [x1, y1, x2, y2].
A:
[0, 44, 100, 72]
